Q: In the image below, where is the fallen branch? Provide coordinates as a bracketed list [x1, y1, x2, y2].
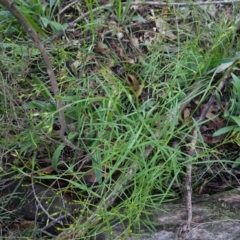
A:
[0, 0, 83, 154]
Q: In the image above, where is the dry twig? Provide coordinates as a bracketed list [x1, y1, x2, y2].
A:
[177, 75, 230, 240]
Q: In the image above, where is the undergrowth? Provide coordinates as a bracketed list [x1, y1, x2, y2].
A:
[1, 0, 240, 239]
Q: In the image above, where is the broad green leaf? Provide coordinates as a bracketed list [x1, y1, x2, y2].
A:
[0, 10, 13, 18]
[232, 157, 240, 168]
[50, 0, 57, 11]
[230, 116, 240, 127]
[49, 21, 63, 32]
[40, 17, 63, 32]
[232, 73, 240, 95]
[208, 53, 240, 74]
[212, 126, 236, 137]
[52, 144, 65, 171]
[40, 17, 50, 28]
[215, 61, 235, 73]
[62, 179, 89, 191]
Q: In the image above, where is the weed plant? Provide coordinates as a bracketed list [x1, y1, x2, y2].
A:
[1, 0, 240, 239]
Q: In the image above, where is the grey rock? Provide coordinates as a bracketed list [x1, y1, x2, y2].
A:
[100, 189, 240, 240]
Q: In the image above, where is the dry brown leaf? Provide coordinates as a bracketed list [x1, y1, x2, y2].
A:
[203, 134, 225, 144]
[206, 111, 217, 119]
[35, 166, 55, 175]
[130, 36, 140, 51]
[127, 74, 140, 92]
[11, 220, 35, 230]
[83, 169, 98, 184]
[83, 166, 107, 184]
[140, 30, 162, 47]
[161, 6, 170, 16]
[205, 118, 225, 130]
[184, 108, 191, 120]
[112, 41, 124, 57]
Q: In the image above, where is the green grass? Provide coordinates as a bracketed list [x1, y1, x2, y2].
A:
[1, 0, 240, 239]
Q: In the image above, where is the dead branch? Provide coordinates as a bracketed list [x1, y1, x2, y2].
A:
[0, 0, 83, 154]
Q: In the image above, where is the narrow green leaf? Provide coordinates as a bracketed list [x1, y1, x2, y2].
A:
[52, 144, 65, 171]
[92, 150, 102, 184]
[232, 73, 240, 95]
[42, 115, 54, 134]
[32, 75, 54, 100]
[24, 100, 55, 111]
[24, 13, 46, 36]
[68, 132, 78, 140]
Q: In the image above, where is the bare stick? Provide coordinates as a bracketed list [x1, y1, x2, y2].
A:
[59, 0, 79, 15]
[177, 75, 229, 240]
[0, 0, 83, 154]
